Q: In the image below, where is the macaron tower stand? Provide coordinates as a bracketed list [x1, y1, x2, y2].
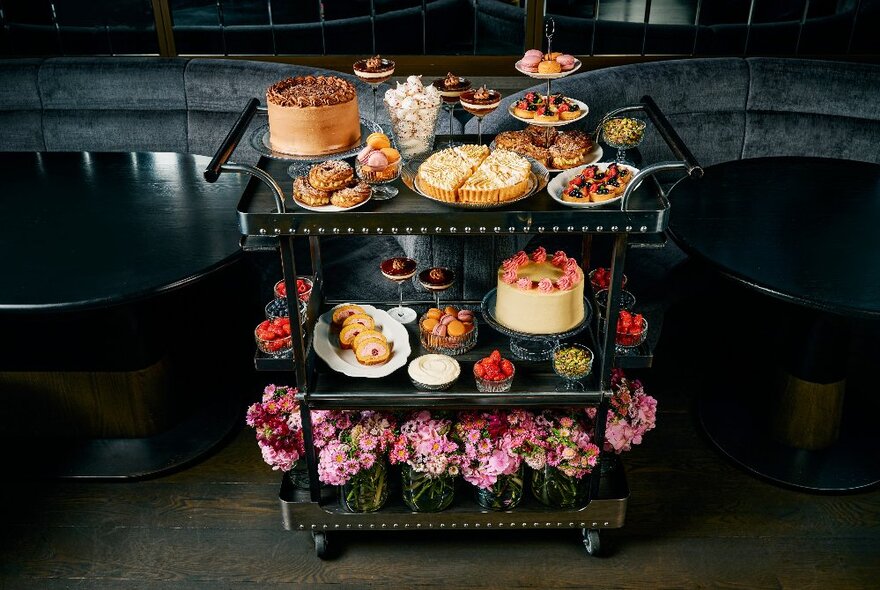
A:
[512, 18, 586, 145]
[203, 70, 703, 558]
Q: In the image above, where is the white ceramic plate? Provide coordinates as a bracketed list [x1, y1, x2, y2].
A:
[488, 138, 603, 173]
[547, 162, 641, 208]
[290, 192, 372, 213]
[313, 304, 411, 378]
[514, 59, 582, 79]
[507, 99, 589, 127]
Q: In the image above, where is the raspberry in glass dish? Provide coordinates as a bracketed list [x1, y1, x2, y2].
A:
[589, 267, 628, 292]
[274, 277, 313, 302]
[473, 349, 515, 392]
[254, 317, 293, 357]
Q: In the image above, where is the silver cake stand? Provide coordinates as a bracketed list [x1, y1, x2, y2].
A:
[481, 289, 592, 361]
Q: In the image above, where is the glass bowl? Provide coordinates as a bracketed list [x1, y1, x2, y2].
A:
[474, 362, 515, 393]
[602, 117, 647, 149]
[588, 268, 628, 293]
[266, 298, 307, 323]
[595, 288, 636, 321]
[419, 311, 478, 356]
[407, 354, 461, 391]
[551, 343, 594, 381]
[615, 314, 648, 351]
[384, 97, 442, 159]
[274, 277, 313, 302]
[355, 156, 401, 185]
[254, 317, 292, 357]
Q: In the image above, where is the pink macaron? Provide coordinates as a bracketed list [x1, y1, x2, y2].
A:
[365, 151, 389, 168]
[357, 146, 374, 164]
[524, 49, 543, 59]
[556, 54, 576, 71]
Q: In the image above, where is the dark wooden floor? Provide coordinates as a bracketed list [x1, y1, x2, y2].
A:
[1, 301, 878, 589]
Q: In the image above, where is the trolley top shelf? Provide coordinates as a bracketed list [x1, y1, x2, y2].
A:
[236, 151, 671, 238]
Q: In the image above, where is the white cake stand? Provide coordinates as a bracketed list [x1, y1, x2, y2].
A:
[481, 289, 592, 361]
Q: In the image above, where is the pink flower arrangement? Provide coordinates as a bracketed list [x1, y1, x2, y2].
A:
[522, 410, 599, 479]
[390, 410, 462, 478]
[314, 410, 397, 486]
[454, 409, 538, 489]
[245, 384, 304, 472]
[587, 369, 657, 454]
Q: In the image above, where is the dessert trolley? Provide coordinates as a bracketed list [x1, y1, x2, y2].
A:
[204, 95, 702, 558]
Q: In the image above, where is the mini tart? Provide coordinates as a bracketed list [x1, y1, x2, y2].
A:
[513, 106, 536, 119]
[309, 160, 354, 191]
[331, 304, 366, 328]
[354, 337, 391, 366]
[534, 110, 559, 123]
[293, 176, 331, 207]
[330, 181, 371, 208]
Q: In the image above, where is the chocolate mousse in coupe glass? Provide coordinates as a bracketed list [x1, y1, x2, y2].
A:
[432, 72, 471, 147]
[418, 267, 456, 309]
[380, 257, 418, 323]
[353, 55, 396, 121]
[460, 86, 502, 145]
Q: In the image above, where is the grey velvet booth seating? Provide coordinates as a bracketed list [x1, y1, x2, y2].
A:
[0, 56, 468, 302]
[466, 57, 880, 314]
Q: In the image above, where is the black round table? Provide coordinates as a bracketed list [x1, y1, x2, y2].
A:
[0, 151, 246, 311]
[0, 152, 251, 478]
[669, 156, 880, 492]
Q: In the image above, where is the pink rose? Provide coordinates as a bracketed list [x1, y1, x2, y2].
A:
[502, 268, 518, 284]
[551, 250, 568, 267]
[555, 275, 573, 291]
[516, 278, 531, 290]
[538, 278, 554, 293]
[531, 246, 547, 263]
[513, 251, 529, 266]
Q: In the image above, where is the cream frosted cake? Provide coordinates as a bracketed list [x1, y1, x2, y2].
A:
[494, 247, 585, 334]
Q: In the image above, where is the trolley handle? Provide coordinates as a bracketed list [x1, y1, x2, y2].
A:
[639, 95, 703, 179]
[204, 97, 260, 183]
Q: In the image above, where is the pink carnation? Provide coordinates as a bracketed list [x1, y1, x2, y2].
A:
[537, 278, 554, 293]
[551, 250, 568, 267]
[502, 268, 518, 284]
[516, 278, 532, 290]
[531, 246, 547, 263]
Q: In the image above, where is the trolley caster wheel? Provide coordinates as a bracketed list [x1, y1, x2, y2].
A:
[582, 528, 601, 556]
[312, 531, 329, 559]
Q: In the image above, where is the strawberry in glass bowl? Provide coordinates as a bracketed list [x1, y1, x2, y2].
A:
[615, 310, 647, 352]
[588, 267, 627, 293]
[473, 349, 515, 392]
[254, 317, 293, 357]
[273, 277, 313, 302]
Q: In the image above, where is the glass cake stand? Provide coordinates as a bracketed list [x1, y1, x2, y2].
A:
[480, 289, 592, 361]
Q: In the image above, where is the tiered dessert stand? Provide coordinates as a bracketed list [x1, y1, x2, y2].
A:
[204, 94, 702, 559]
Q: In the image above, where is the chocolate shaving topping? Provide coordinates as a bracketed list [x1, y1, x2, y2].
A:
[267, 76, 357, 108]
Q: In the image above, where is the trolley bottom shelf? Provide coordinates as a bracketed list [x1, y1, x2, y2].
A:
[279, 463, 629, 533]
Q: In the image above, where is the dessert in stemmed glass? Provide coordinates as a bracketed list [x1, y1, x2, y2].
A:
[380, 257, 418, 323]
[432, 72, 472, 147]
[353, 55, 396, 121]
[418, 267, 455, 309]
[460, 86, 503, 145]
[356, 131, 402, 200]
[602, 117, 646, 165]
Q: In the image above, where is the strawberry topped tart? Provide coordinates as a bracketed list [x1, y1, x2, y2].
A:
[494, 247, 585, 334]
